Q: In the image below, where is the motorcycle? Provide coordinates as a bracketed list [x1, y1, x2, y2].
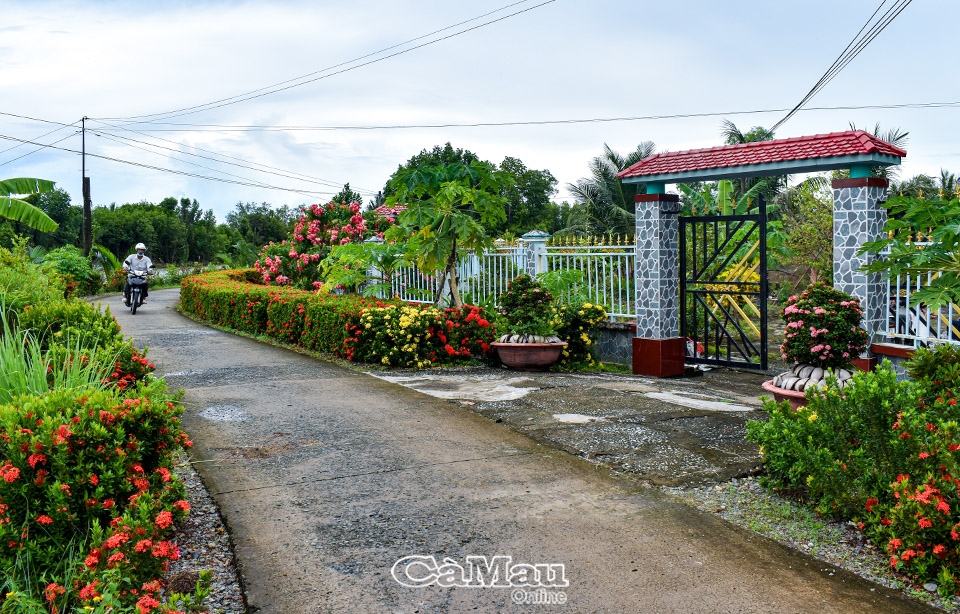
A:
[127, 270, 151, 315]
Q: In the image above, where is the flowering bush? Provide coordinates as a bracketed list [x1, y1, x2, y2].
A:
[555, 302, 607, 368]
[749, 343, 960, 596]
[252, 201, 397, 290]
[344, 303, 494, 367]
[0, 382, 193, 610]
[779, 282, 868, 369]
[497, 274, 559, 337]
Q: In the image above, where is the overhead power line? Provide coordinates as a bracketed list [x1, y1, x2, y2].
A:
[89, 100, 960, 133]
[87, 118, 377, 193]
[95, 0, 555, 124]
[0, 133, 344, 199]
[771, 0, 915, 132]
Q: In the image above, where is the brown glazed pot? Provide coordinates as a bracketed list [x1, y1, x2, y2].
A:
[761, 380, 807, 411]
[491, 342, 567, 371]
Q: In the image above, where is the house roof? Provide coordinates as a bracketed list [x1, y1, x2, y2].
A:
[618, 130, 906, 184]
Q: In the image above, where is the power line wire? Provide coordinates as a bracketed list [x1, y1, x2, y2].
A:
[89, 100, 960, 133]
[0, 133, 342, 199]
[96, 0, 555, 124]
[771, 0, 915, 132]
[87, 118, 376, 192]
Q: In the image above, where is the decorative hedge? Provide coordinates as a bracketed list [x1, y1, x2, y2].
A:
[179, 270, 498, 367]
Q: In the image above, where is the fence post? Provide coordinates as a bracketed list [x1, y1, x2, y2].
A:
[520, 230, 550, 277]
[832, 176, 888, 367]
[633, 193, 684, 377]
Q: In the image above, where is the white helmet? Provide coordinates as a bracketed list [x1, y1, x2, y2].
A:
[135, 243, 146, 250]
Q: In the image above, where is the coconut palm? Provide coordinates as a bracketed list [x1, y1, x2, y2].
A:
[847, 122, 909, 180]
[0, 178, 59, 232]
[565, 142, 656, 235]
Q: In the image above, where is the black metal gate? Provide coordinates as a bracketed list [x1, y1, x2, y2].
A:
[679, 197, 768, 370]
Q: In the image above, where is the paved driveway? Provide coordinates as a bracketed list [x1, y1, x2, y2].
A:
[108, 288, 928, 613]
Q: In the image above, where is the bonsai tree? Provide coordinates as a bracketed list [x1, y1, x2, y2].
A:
[384, 161, 514, 307]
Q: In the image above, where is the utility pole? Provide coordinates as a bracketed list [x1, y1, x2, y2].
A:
[81, 117, 92, 256]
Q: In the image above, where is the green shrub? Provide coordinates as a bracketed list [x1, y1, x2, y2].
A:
[42, 245, 102, 297]
[907, 342, 960, 399]
[779, 282, 868, 369]
[747, 362, 918, 517]
[0, 240, 65, 316]
[496, 274, 557, 336]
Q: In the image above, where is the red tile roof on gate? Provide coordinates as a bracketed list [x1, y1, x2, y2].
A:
[618, 130, 906, 180]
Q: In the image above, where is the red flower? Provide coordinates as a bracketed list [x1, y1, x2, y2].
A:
[919, 517, 933, 529]
[865, 497, 878, 513]
[934, 544, 948, 559]
[36, 515, 54, 525]
[173, 500, 191, 512]
[155, 510, 173, 529]
[136, 595, 161, 613]
[78, 581, 100, 600]
[27, 453, 46, 468]
[1, 463, 20, 483]
[888, 538, 902, 552]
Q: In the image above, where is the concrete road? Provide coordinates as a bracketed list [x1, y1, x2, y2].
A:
[109, 288, 928, 613]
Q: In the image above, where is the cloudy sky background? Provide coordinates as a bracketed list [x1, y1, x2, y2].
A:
[2, 0, 957, 223]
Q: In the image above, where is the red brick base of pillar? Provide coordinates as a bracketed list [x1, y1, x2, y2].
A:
[852, 355, 878, 372]
[632, 337, 685, 377]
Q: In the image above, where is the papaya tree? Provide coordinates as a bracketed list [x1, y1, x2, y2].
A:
[384, 161, 514, 307]
[0, 178, 59, 232]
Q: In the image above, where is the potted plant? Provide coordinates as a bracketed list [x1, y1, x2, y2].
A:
[491, 274, 567, 370]
[762, 282, 869, 409]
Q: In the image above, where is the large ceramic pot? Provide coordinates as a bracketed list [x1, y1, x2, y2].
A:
[491, 342, 567, 371]
[761, 380, 808, 411]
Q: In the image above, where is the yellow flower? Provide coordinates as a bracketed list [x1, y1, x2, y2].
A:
[381, 357, 390, 365]
[583, 303, 593, 309]
[806, 475, 814, 485]
[365, 323, 371, 329]
[808, 413, 817, 422]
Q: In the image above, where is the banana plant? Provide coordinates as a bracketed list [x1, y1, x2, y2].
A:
[677, 179, 768, 216]
[0, 178, 59, 232]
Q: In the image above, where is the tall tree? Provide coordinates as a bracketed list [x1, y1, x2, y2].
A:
[226, 202, 296, 248]
[566, 142, 655, 235]
[331, 183, 364, 205]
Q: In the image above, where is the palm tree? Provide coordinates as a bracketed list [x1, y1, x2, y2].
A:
[718, 120, 781, 200]
[0, 178, 59, 232]
[565, 142, 656, 235]
[847, 122, 909, 180]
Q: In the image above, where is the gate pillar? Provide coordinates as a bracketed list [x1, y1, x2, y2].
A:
[633, 193, 684, 377]
[832, 177, 888, 367]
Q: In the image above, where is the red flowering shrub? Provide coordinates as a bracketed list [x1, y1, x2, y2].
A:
[0, 383, 192, 608]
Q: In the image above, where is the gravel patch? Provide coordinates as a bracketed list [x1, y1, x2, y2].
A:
[164, 454, 246, 613]
[661, 476, 957, 611]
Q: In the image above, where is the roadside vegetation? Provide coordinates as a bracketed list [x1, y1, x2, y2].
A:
[0, 240, 208, 612]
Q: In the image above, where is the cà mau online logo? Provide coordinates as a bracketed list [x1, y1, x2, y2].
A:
[391, 555, 569, 589]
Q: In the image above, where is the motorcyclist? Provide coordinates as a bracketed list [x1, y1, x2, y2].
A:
[122, 242, 154, 306]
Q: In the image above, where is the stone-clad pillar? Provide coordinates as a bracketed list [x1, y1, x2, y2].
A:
[633, 193, 684, 377]
[832, 177, 888, 355]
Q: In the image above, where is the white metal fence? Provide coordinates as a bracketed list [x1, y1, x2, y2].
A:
[883, 247, 960, 347]
[381, 238, 636, 321]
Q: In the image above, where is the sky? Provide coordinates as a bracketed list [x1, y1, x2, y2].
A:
[2, 0, 958, 224]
